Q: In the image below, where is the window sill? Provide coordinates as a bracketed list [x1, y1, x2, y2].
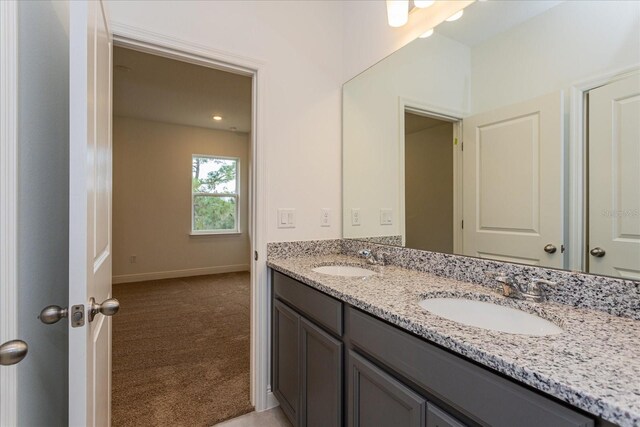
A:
[189, 231, 242, 236]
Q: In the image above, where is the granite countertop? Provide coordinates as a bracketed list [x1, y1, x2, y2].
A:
[267, 254, 640, 427]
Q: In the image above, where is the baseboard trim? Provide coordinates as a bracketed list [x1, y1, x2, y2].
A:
[112, 264, 250, 284]
[264, 391, 279, 411]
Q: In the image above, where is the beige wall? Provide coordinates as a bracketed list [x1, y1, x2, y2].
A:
[112, 116, 250, 283]
[405, 122, 454, 253]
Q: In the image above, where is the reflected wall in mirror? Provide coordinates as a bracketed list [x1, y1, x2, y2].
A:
[343, 0, 640, 279]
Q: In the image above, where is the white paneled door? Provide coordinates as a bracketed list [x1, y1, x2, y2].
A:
[588, 74, 640, 278]
[69, 1, 114, 426]
[462, 92, 564, 268]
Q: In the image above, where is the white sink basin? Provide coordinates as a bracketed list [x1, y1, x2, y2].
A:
[418, 298, 563, 336]
[312, 265, 376, 277]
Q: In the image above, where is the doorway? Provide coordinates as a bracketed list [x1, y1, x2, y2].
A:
[399, 106, 463, 253]
[111, 45, 254, 425]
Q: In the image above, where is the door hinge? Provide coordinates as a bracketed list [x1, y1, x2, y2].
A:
[461, 220, 464, 229]
[461, 142, 464, 151]
[254, 251, 259, 261]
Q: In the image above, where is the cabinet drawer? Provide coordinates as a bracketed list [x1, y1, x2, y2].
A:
[346, 307, 593, 427]
[273, 271, 343, 336]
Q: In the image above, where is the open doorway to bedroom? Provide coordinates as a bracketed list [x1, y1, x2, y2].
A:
[111, 46, 254, 426]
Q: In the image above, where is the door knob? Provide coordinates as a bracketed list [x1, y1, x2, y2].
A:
[88, 297, 120, 322]
[590, 247, 606, 258]
[0, 340, 28, 366]
[38, 305, 68, 324]
[543, 244, 557, 254]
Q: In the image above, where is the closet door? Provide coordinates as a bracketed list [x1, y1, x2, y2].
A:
[462, 91, 564, 268]
[588, 73, 640, 278]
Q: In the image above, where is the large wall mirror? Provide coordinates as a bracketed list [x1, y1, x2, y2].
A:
[343, 0, 640, 279]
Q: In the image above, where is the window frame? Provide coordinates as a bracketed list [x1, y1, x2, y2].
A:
[190, 154, 241, 235]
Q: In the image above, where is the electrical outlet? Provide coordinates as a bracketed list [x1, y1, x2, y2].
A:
[277, 208, 296, 228]
[351, 208, 361, 226]
[320, 208, 331, 227]
[129, 255, 137, 264]
[380, 209, 393, 225]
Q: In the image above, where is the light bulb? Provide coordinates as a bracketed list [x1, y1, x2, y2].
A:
[446, 10, 464, 22]
[414, 0, 434, 8]
[212, 115, 222, 121]
[418, 28, 434, 38]
[386, 0, 409, 28]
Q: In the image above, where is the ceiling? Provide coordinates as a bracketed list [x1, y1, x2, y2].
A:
[405, 112, 449, 134]
[113, 47, 252, 133]
[436, 1, 564, 47]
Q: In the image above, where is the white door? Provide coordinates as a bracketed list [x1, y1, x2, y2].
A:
[462, 91, 564, 268]
[69, 1, 114, 426]
[588, 73, 640, 278]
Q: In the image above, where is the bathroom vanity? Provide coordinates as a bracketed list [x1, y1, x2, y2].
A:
[267, 245, 639, 427]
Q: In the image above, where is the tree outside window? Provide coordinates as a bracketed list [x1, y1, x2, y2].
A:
[192, 155, 239, 233]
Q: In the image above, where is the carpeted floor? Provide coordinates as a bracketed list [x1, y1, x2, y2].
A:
[112, 272, 254, 427]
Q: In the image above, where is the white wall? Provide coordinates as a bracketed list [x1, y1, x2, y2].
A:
[17, 1, 69, 425]
[107, 0, 345, 243]
[112, 117, 251, 283]
[471, 1, 640, 114]
[343, 34, 469, 239]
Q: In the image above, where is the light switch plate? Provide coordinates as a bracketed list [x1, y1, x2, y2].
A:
[277, 208, 296, 228]
[320, 208, 331, 227]
[380, 208, 393, 225]
[351, 208, 361, 226]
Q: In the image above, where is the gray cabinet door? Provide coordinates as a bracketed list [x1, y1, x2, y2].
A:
[300, 318, 343, 427]
[273, 299, 300, 426]
[427, 403, 466, 427]
[348, 350, 426, 427]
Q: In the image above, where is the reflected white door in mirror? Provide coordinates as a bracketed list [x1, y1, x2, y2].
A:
[588, 74, 640, 279]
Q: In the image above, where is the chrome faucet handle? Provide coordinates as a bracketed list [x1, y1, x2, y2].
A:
[524, 279, 556, 302]
[358, 249, 372, 257]
[487, 272, 520, 298]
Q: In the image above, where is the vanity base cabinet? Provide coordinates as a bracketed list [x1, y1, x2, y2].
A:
[272, 271, 344, 427]
[272, 299, 300, 426]
[348, 350, 426, 427]
[300, 318, 343, 427]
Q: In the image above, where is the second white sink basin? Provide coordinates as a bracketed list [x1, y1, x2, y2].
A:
[312, 265, 376, 277]
[418, 298, 563, 336]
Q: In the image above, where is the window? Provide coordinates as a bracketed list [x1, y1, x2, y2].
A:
[192, 155, 239, 234]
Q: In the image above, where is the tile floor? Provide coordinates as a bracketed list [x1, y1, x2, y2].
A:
[214, 407, 292, 427]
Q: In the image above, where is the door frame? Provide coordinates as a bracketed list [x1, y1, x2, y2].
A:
[568, 65, 640, 271]
[398, 97, 465, 253]
[0, 1, 19, 425]
[109, 23, 274, 411]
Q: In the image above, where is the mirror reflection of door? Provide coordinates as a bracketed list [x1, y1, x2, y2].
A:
[462, 91, 564, 269]
[404, 112, 454, 253]
[588, 73, 640, 278]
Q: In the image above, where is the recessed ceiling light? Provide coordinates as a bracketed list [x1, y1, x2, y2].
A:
[419, 28, 434, 38]
[212, 115, 223, 121]
[446, 10, 464, 22]
[414, 0, 434, 8]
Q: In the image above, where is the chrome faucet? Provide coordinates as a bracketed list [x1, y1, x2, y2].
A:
[358, 249, 386, 266]
[490, 274, 556, 303]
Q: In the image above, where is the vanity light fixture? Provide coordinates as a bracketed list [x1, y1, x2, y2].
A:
[446, 9, 464, 22]
[212, 115, 222, 121]
[419, 28, 434, 38]
[413, 0, 434, 8]
[386, 0, 409, 28]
